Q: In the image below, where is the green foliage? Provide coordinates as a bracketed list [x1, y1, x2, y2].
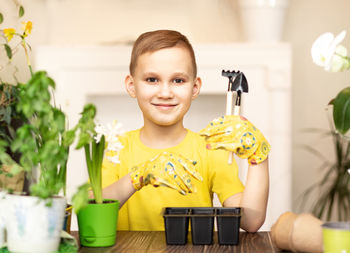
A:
[75, 104, 96, 149]
[0, 237, 78, 253]
[331, 87, 350, 135]
[0, 3, 31, 185]
[72, 183, 90, 214]
[0, 247, 10, 253]
[8, 71, 70, 199]
[4, 44, 12, 59]
[73, 104, 105, 204]
[83, 135, 105, 204]
[0, 84, 23, 144]
[18, 6, 24, 18]
[0, 84, 26, 183]
[0, 140, 22, 178]
[301, 129, 350, 221]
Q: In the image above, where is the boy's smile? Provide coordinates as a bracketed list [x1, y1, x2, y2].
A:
[125, 46, 202, 129]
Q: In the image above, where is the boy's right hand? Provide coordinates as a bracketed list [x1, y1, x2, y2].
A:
[130, 152, 202, 195]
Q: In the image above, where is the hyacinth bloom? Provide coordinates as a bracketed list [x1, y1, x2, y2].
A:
[311, 30, 350, 72]
[95, 120, 125, 164]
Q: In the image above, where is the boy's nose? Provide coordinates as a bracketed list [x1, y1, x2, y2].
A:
[157, 82, 174, 98]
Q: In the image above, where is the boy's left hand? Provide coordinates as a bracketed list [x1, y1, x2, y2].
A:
[199, 115, 271, 165]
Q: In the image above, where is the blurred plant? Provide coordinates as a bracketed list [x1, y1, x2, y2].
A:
[0, 2, 73, 199]
[300, 126, 350, 221]
[301, 30, 350, 221]
[0, 1, 32, 79]
[0, 2, 32, 190]
[6, 71, 74, 199]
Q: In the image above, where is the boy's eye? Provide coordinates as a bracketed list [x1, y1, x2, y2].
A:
[146, 77, 158, 83]
[173, 78, 185, 84]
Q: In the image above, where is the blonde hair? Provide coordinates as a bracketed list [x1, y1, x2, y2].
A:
[129, 30, 197, 77]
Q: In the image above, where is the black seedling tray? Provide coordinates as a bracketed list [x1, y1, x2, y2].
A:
[163, 207, 190, 245]
[163, 207, 241, 245]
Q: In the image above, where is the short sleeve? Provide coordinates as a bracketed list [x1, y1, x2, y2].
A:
[208, 149, 244, 204]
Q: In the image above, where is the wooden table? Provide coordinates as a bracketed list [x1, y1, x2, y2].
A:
[71, 231, 286, 253]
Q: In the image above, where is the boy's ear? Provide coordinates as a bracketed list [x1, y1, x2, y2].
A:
[125, 75, 136, 98]
[192, 77, 202, 100]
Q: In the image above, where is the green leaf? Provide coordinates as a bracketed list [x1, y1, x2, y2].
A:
[19, 6, 25, 18]
[63, 129, 76, 146]
[76, 132, 90, 149]
[331, 87, 350, 135]
[0, 13, 3, 24]
[4, 106, 11, 124]
[72, 183, 90, 214]
[4, 44, 12, 59]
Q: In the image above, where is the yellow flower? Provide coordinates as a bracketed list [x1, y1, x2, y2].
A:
[22, 21, 32, 37]
[3, 28, 16, 42]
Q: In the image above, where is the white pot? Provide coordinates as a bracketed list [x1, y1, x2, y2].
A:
[0, 191, 6, 248]
[238, 0, 289, 42]
[6, 194, 66, 253]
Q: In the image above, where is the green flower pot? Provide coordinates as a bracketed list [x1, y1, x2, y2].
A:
[77, 199, 120, 247]
[322, 222, 350, 253]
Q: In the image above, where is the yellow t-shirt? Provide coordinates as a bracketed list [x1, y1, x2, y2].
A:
[102, 129, 244, 231]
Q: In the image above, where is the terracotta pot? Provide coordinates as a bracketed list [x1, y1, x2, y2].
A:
[290, 213, 323, 253]
[270, 211, 297, 250]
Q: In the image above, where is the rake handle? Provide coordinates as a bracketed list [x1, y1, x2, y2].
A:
[226, 91, 242, 164]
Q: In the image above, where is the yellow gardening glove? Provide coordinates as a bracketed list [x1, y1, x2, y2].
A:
[130, 152, 203, 195]
[199, 115, 271, 165]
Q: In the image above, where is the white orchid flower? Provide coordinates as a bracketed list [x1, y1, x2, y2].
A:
[94, 120, 125, 164]
[331, 45, 350, 72]
[311, 30, 350, 72]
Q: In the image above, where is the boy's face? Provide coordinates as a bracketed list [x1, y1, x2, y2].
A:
[125, 46, 201, 128]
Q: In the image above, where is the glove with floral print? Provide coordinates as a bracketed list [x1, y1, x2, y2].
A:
[199, 115, 271, 165]
[130, 152, 203, 195]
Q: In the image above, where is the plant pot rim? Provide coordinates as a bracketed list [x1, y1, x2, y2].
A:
[322, 222, 350, 231]
[88, 199, 120, 205]
[6, 193, 66, 201]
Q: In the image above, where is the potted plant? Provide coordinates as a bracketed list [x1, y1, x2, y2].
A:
[72, 106, 124, 247]
[0, 3, 79, 252]
[0, 1, 28, 194]
[302, 30, 350, 221]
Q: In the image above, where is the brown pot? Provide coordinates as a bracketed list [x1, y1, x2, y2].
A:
[290, 213, 323, 253]
[271, 211, 297, 250]
[0, 165, 24, 192]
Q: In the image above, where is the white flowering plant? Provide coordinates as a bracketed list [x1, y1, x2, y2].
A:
[94, 120, 125, 164]
[311, 30, 350, 136]
[303, 30, 350, 221]
[71, 104, 124, 212]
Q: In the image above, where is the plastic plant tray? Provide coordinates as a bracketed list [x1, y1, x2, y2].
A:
[163, 207, 241, 245]
[191, 207, 215, 245]
[163, 207, 190, 245]
[216, 207, 241, 245]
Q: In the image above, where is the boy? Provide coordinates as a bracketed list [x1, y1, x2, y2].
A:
[101, 30, 270, 232]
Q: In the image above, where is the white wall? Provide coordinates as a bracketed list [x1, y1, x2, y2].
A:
[2, 0, 350, 222]
[283, 0, 350, 213]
